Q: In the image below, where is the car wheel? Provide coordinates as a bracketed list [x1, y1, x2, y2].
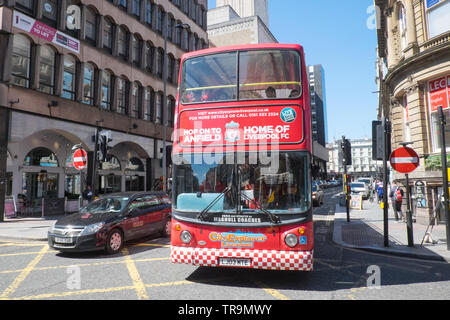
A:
[161, 218, 171, 238]
[106, 229, 123, 255]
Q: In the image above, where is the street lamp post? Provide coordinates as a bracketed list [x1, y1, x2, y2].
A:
[162, 21, 190, 192]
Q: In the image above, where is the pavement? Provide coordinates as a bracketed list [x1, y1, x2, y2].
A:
[333, 199, 450, 262]
[1, 201, 449, 262]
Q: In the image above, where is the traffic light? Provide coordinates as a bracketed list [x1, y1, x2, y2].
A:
[98, 131, 112, 162]
[340, 138, 352, 166]
[166, 145, 172, 166]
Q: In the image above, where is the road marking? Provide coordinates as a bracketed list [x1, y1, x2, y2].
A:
[131, 243, 171, 248]
[0, 250, 58, 257]
[0, 242, 45, 247]
[0, 244, 49, 299]
[9, 280, 193, 300]
[254, 281, 290, 300]
[0, 257, 170, 275]
[121, 248, 149, 300]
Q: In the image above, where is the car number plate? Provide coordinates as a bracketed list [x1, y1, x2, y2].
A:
[218, 258, 251, 267]
[54, 237, 72, 244]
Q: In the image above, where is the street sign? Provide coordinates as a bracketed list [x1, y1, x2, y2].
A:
[73, 148, 87, 171]
[389, 147, 419, 174]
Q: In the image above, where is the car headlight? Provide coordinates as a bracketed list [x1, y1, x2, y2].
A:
[285, 233, 298, 248]
[80, 222, 105, 236]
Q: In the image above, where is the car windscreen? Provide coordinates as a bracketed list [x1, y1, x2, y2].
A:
[350, 183, 365, 189]
[80, 197, 129, 214]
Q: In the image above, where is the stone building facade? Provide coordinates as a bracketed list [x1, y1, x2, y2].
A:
[375, 0, 450, 224]
[207, 0, 276, 47]
[0, 0, 208, 216]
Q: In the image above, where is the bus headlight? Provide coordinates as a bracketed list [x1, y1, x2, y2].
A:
[180, 230, 192, 244]
[285, 233, 298, 248]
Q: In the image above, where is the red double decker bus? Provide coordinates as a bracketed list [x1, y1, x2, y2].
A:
[170, 43, 313, 271]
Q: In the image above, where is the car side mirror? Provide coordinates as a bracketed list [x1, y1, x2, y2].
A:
[127, 208, 141, 217]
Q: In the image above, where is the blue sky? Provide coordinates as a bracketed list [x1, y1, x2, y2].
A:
[208, 0, 379, 142]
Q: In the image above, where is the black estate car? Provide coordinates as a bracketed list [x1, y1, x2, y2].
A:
[48, 192, 171, 254]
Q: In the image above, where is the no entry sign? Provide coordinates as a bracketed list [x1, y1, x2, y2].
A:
[73, 148, 87, 170]
[390, 147, 419, 174]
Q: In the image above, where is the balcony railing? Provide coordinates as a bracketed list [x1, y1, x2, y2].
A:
[422, 31, 450, 51]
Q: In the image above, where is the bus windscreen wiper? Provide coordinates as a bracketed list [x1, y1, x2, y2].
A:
[240, 192, 281, 224]
[197, 186, 232, 222]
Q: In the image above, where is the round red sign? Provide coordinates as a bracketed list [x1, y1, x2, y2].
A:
[389, 147, 419, 174]
[73, 148, 87, 170]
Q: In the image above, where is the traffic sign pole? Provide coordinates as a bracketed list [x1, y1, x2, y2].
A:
[390, 144, 420, 247]
[438, 106, 450, 251]
[405, 173, 414, 247]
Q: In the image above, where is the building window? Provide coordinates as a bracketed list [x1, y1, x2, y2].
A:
[117, 78, 127, 114]
[168, 55, 175, 83]
[15, 0, 35, 15]
[118, 27, 128, 59]
[155, 91, 162, 123]
[39, 45, 55, 95]
[426, 0, 450, 39]
[398, 4, 407, 51]
[157, 48, 164, 78]
[156, 6, 163, 33]
[133, 0, 141, 17]
[167, 17, 174, 42]
[101, 70, 112, 110]
[65, 0, 80, 38]
[168, 96, 175, 127]
[10, 35, 31, 88]
[131, 82, 140, 118]
[103, 18, 113, 51]
[82, 63, 95, 105]
[62, 55, 76, 100]
[85, 7, 97, 44]
[145, 0, 152, 26]
[144, 87, 154, 121]
[146, 42, 155, 73]
[119, 0, 127, 10]
[41, 0, 58, 28]
[176, 21, 182, 46]
[132, 35, 141, 65]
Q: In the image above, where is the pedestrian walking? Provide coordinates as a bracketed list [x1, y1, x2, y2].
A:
[390, 181, 404, 222]
[377, 183, 383, 204]
[82, 185, 93, 203]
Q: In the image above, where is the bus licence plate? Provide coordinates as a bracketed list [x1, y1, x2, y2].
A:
[219, 258, 251, 267]
[54, 237, 73, 244]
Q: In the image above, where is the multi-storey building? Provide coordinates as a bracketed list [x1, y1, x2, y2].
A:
[327, 138, 383, 179]
[308, 65, 329, 179]
[375, 0, 450, 224]
[0, 0, 208, 216]
[206, 0, 277, 47]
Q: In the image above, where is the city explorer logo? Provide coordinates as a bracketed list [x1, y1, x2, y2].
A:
[280, 107, 297, 123]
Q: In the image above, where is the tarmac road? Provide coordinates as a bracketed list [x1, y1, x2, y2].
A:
[0, 187, 449, 304]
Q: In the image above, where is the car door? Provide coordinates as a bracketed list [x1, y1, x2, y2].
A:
[140, 195, 164, 236]
[157, 194, 172, 229]
[123, 196, 148, 240]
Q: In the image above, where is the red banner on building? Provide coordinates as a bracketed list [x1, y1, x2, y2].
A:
[429, 76, 449, 112]
[178, 105, 304, 147]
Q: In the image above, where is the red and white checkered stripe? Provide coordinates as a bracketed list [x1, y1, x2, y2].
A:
[171, 246, 313, 271]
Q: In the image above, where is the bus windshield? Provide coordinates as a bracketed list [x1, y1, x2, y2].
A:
[173, 152, 310, 215]
[180, 49, 302, 104]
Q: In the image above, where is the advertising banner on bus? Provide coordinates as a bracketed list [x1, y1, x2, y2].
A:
[178, 105, 304, 147]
